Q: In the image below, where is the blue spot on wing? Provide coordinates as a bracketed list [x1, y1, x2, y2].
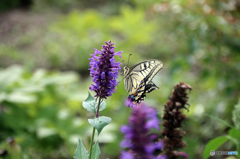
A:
[127, 80, 148, 105]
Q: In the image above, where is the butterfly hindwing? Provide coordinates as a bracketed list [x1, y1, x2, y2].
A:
[128, 80, 159, 104]
[145, 81, 159, 93]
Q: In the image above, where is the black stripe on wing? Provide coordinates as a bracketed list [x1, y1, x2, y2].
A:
[127, 80, 159, 106]
[125, 60, 163, 76]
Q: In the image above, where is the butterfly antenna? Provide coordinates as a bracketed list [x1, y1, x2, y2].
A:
[126, 54, 132, 68]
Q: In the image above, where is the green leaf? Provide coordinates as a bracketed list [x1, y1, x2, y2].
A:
[0, 66, 23, 90]
[229, 128, 240, 141]
[85, 92, 95, 102]
[228, 128, 240, 158]
[203, 115, 240, 158]
[91, 141, 101, 159]
[204, 114, 234, 128]
[74, 139, 89, 159]
[232, 98, 240, 130]
[82, 92, 106, 113]
[203, 136, 228, 159]
[88, 116, 112, 135]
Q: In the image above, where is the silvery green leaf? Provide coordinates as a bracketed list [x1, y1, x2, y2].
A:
[91, 141, 101, 159]
[82, 92, 106, 113]
[73, 139, 89, 159]
[88, 116, 112, 135]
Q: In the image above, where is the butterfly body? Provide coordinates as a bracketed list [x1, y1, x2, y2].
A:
[123, 60, 163, 105]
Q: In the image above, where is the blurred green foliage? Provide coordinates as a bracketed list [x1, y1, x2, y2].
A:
[203, 112, 240, 159]
[0, 66, 86, 158]
[233, 98, 240, 130]
[43, 6, 156, 73]
[0, 0, 240, 159]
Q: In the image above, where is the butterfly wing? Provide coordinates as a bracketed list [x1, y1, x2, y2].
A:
[124, 60, 163, 105]
[128, 81, 159, 104]
[124, 70, 143, 94]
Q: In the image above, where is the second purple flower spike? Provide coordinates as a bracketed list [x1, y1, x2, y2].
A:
[120, 102, 165, 159]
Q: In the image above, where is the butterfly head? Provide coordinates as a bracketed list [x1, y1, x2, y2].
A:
[123, 66, 129, 77]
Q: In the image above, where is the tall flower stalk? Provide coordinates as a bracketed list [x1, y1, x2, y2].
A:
[88, 41, 122, 158]
[161, 82, 192, 159]
[74, 41, 122, 159]
[120, 102, 165, 159]
[89, 97, 101, 159]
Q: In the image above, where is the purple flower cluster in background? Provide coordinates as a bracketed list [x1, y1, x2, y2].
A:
[120, 102, 166, 159]
[89, 41, 122, 99]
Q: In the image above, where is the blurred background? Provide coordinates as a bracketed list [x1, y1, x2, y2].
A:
[0, 0, 240, 158]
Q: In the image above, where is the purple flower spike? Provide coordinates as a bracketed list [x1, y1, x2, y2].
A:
[120, 102, 163, 159]
[89, 41, 122, 99]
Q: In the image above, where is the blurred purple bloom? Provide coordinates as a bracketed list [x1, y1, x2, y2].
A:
[89, 41, 122, 99]
[124, 99, 134, 107]
[120, 102, 163, 159]
[120, 151, 134, 159]
[157, 155, 168, 159]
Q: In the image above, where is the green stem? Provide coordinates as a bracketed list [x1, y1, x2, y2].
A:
[89, 127, 95, 159]
[89, 97, 101, 159]
[96, 97, 101, 118]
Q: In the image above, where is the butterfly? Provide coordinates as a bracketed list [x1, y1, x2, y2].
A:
[123, 60, 164, 106]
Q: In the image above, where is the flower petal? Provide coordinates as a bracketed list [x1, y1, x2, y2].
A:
[120, 151, 134, 159]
